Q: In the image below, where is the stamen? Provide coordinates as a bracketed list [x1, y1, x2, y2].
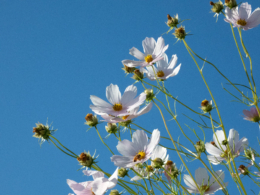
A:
[113, 103, 123, 111]
[122, 115, 129, 120]
[133, 151, 146, 162]
[144, 54, 153, 63]
[157, 70, 165, 77]
[237, 19, 247, 26]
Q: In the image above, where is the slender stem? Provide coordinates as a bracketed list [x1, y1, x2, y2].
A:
[95, 126, 114, 155]
[49, 139, 77, 158]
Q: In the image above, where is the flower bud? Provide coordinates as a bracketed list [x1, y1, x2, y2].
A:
[195, 141, 206, 153]
[210, 1, 224, 14]
[135, 163, 144, 169]
[201, 100, 213, 113]
[122, 64, 136, 74]
[33, 122, 52, 140]
[110, 190, 120, 195]
[77, 151, 93, 167]
[145, 89, 155, 101]
[225, 0, 237, 9]
[167, 14, 179, 28]
[85, 113, 98, 127]
[118, 168, 128, 177]
[173, 26, 186, 40]
[222, 140, 228, 145]
[132, 69, 144, 81]
[238, 164, 249, 175]
[146, 165, 154, 172]
[152, 157, 164, 168]
[244, 149, 255, 162]
[165, 160, 179, 179]
[119, 120, 131, 127]
[105, 123, 118, 134]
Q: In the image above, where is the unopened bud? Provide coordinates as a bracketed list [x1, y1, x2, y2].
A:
[152, 158, 164, 168]
[225, 0, 237, 9]
[77, 151, 93, 167]
[145, 89, 155, 101]
[166, 14, 179, 28]
[118, 168, 128, 177]
[210, 1, 224, 14]
[244, 149, 255, 161]
[122, 64, 136, 74]
[119, 120, 132, 127]
[238, 165, 249, 175]
[33, 122, 52, 140]
[132, 69, 144, 81]
[105, 123, 118, 134]
[85, 114, 98, 127]
[222, 140, 228, 145]
[195, 141, 206, 153]
[110, 190, 120, 195]
[201, 100, 213, 113]
[173, 26, 186, 40]
[146, 165, 154, 172]
[165, 160, 179, 179]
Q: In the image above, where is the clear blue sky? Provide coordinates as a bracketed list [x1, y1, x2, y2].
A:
[0, 0, 260, 194]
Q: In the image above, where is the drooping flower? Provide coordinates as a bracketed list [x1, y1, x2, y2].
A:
[101, 102, 153, 123]
[184, 168, 228, 194]
[122, 37, 168, 68]
[111, 129, 160, 168]
[90, 84, 146, 117]
[243, 107, 260, 123]
[67, 168, 118, 195]
[205, 129, 248, 165]
[144, 54, 181, 81]
[224, 2, 260, 30]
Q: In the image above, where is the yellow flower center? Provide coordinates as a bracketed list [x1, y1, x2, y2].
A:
[113, 103, 123, 111]
[144, 54, 153, 63]
[237, 19, 247, 26]
[122, 115, 129, 120]
[146, 165, 154, 172]
[157, 70, 165, 77]
[133, 151, 146, 162]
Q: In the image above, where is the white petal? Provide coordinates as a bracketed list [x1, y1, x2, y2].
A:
[153, 37, 166, 57]
[156, 58, 168, 70]
[125, 93, 146, 110]
[122, 59, 145, 67]
[151, 145, 167, 160]
[131, 175, 143, 181]
[183, 174, 197, 189]
[121, 85, 137, 106]
[146, 129, 160, 154]
[129, 47, 146, 60]
[168, 54, 178, 69]
[213, 130, 225, 148]
[228, 129, 239, 150]
[239, 3, 251, 20]
[107, 167, 119, 189]
[117, 139, 138, 156]
[142, 37, 156, 54]
[195, 168, 209, 186]
[92, 177, 108, 195]
[207, 155, 224, 165]
[106, 84, 121, 105]
[90, 95, 111, 107]
[136, 102, 153, 116]
[132, 130, 148, 151]
[247, 8, 260, 29]
[111, 155, 134, 168]
[83, 169, 105, 179]
[235, 137, 248, 154]
[205, 143, 222, 156]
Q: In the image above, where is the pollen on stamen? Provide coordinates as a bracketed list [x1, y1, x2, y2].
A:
[157, 70, 165, 77]
[237, 19, 247, 26]
[122, 115, 129, 120]
[144, 54, 153, 63]
[133, 151, 146, 162]
[113, 103, 123, 111]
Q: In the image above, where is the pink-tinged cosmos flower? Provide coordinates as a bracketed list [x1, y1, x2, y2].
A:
[101, 102, 153, 123]
[184, 168, 228, 194]
[67, 168, 118, 195]
[90, 84, 146, 117]
[243, 107, 260, 122]
[122, 37, 169, 68]
[205, 129, 248, 165]
[144, 54, 181, 81]
[224, 2, 260, 30]
[111, 129, 160, 168]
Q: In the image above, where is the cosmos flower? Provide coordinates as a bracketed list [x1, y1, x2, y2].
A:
[205, 129, 248, 165]
[130, 145, 168, 181]
[90, 84, 146, 117]
[184, 168, 228, 194]
[144, 54, 181, 81]
[122, 37, 169, 68]
[224, 2, 260, 30]
[243, 107, 260, 122]
[111, 129, 160, 168]
[101, 102, 153, 123]
[67, 168, 118, 195]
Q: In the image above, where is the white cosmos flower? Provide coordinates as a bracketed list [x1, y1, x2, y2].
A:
[67, 168, 118, 195]
[90, 84, 146, 117]
[224, 2, 260, 30]
[111, 129, 160, 168]
[122, 37, 169, 68]
[101, 102, 153, 123]
[131, 145, 168, 181]
[205, 129, 248, 165]
[184, 168, 228, 194]
[144, 54, 181, 81]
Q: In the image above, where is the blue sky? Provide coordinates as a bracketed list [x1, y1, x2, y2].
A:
[1, 0, 260, 194]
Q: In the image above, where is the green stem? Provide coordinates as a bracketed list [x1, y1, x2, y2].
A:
[95, 127, 114, 155]
[49, 139, 77, 158]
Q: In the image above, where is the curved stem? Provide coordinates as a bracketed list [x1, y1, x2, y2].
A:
[49, 139, 77, 158]
[95, 126, 114, 155]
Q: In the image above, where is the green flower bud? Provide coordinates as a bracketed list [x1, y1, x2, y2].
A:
[145, 89, 155, 101]
[122, 64, 136, 74]
[85, 113, 98, 127]
[118, 168, 128, 177]
[238, 164, 249, 175]
[33, 122, 52, 140]
[146, 165, 154, 172]
[167, 14, 179, 28]
[110, 190, 120, 195]
[225, 0, 237, 9]
[201, 100, 213, 113]
[173, 26, 186, 40]
[77, 151, 93, 167]
[132, 69, 144, 81]
[152, 157, 164, 168]
[119, 120, 131, 127]
[210, 1, 224, 14]
[105, 123, 118, 134]
[195, 141, 206, 153]
[222, 140, 228, 145]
